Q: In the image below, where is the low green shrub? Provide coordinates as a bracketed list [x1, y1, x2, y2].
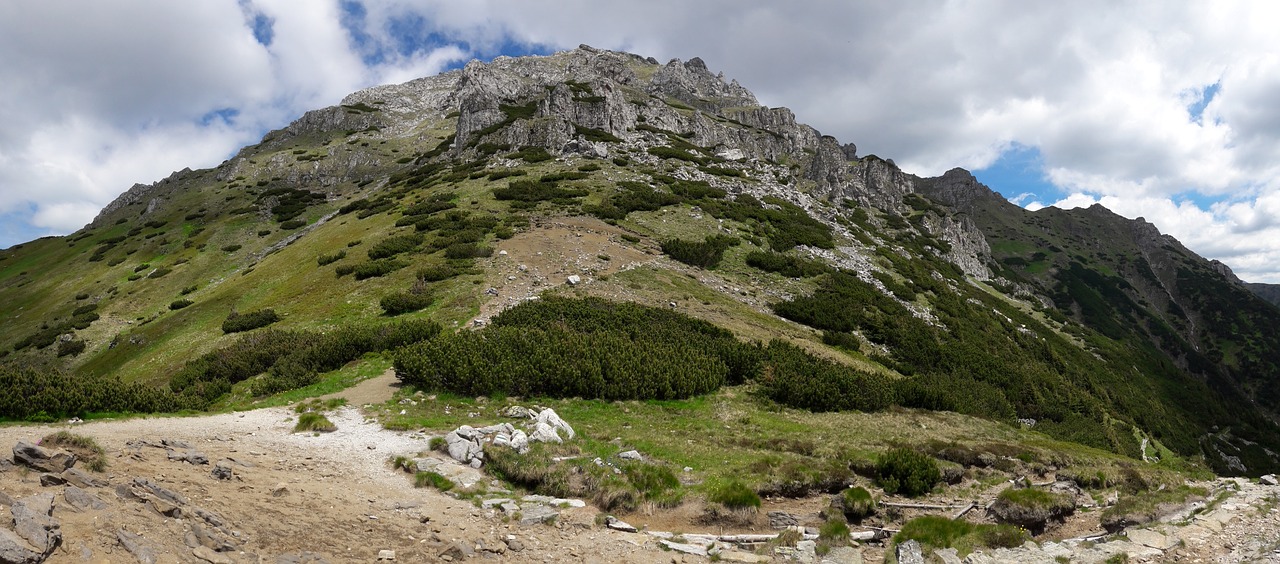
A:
[876, 448, 941, 498]
[989, 487, 1075, 532]
[415, 471, 455, 491]
[380, 291, 433, 315]
[708, 480, 760, 509]
[893, 516, 1028, 557]
[317, 250, 346, 266]
[367, 233, 424, 259]
[56, 339, 86, 358]
[222, 309, 280, 333]
[353, 259, 405, 280]
[169, 299, 193, 310]
[221, 244, 242, 252]
[758, 340, 894, 412]
[294, 412, 336, 432]
[838, 486, 877, 522]
[660, 235, 738, 269]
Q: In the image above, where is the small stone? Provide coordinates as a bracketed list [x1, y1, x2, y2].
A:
[605, 516, 638, 533]
[567, 275, 581, 285]
[39, 473, 68, 487]
[271, 483, 289, 497]
[377, 549, 396, 560]
[192, 545, 233, 564]
[617, 450, 641, 461]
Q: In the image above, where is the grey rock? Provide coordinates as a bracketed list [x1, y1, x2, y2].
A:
[821, 546, 863, 564]
[504, 537, 524, 552]
[661, 540, 709, 557]
[768, 511, 800, 529]
[63, 486, 107, 511]
[160, 438, 193, 449]
[498, 406, 534, 419]
[535, 408, 574, 439]
[566, 274, 581, 285]
[528, 421, 562, 444]
[0, 528, 44, 564]
[167, 447, 210, 465]
[116, 530, 157, 564]
[604, 516, 637, 533]
[519, 504, 559, 525]
[11, 493, 60, 557]
[1261, 474, 1278, 486]
[617, 450, 641, 460]
[274, 552, 333, 564]
[61, 467, 108, 488]
[444, 429, 484, 466]
[0, 491, 12, 506]
[192, 545, 233, 564]
[38, 473, 67, 487]
[211, 460, 234, 480]
[896, 539, 924, 564]
[439, 541, 474, 561]
[509, 430, 529, 454]
[12, 441, 76, 473]
[933, 547, 961, 564]
[129, 477, 189, 506]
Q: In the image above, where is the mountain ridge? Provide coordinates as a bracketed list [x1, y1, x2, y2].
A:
[3, 45, 1280, 477]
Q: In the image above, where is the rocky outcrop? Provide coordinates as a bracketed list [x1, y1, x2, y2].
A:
[440, 408, 574, 467]
[12, 442, 76, 474]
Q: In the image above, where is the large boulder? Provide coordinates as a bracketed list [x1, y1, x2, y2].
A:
[444, 427, 484, 468]
[535, 408, 574, 440]
[12, 441, 76, 473]
[10, 493, 61, 560]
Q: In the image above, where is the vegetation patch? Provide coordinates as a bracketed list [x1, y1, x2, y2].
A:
[222, 309, 281, 334]
[876, 447, 941, 498]
[989, 487, 1075, 533]
[41, 431, 108, 472]
[660, 235, 738, 269]
[892, 515, 1028, 558]
[294, 412, 337, 433]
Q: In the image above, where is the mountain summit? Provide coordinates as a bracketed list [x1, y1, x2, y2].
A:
[3, 46, 1280, 478]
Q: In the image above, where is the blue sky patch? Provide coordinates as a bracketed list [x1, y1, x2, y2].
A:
[972, 143, 1058, 207]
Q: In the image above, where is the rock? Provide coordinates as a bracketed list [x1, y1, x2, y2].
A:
[519, 504, 559, 525]
[509, 430, 529, 454]
[1261, 474, 1278, 486]
[498, 406, 534, 419]
[61, 467, 108, 488]
[618, 450, 641, 460]
[167, 448, 210, 465]
[768, 511, 800, 529]
[0, 491, 12, 506]
[720, 551, 772, 563]
[439, 541, 474, 561]
[271, 483, 290, 497]
[149, 498, 182, 517]
[274, 552, 333, 564]
[535, 408, 575, 439]
[528, 421, 562, 444]
[12, 441, 76, 473]
[376, 549, 396, 560]
[821, 546, 863, 564]
[504, 537, 524, 552]
[0, 528, 44, 564]
[64, 486, 107, 511]
[38, 473, 67, 487]
[605, 516, 638, 533]
[566, 275, 581, 285]
[117, 530, 158, 564]
[933, 547, 961, 564]
[11, 493, 60, 558]
[444, 429, 485, 467]
[660, 540, 708, 557]
[193, 545, 234, 564]
[1127, 528, 1177, 550]
[896, 539, 924, 564]
[211, 459, 235, 480]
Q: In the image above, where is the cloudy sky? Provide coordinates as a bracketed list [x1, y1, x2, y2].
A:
[2, 2, 1279, 283]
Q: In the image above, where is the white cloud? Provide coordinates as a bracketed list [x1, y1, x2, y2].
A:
[2, 1, 1280, 282]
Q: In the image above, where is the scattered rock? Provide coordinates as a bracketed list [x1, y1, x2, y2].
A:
[193, 545, 234, 564]
[535, 408, 575, 440]
[61, 467, 108, 488]
[1261, 474, 1278, 486]
[271, 483, 290, 497]
[896, 539, 924, 564]
[821, 546, 863, 564]
[211, 459, 235, 480]
[0, 528, 45, 564]
[504, 537, 524, 552]
[661, 540, 708, 557]
[376, 549, 396, 561]
[618, 450, 641, 460]
[498, 406, 534, 419]
[12, 441, 76, 473]
[63, 486, 107, 511]
[768, 511, 800, 529]
[117, 530, 158, 564]
[11, 493, 61, 559]
[38, 473, 67, 487]
[933, 547, 961, 564]
[274, 552, 333, 564]
[1127, 528, 1177, 550]
[439, 541, 474, 561]
[168, 447, 210, 465]
[567, 274, 581, 285]
[519, 504, 560, 526]
[605, 516, 638, 533]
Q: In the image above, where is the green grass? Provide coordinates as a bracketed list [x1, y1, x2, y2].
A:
[40, 431, 107, 472]
[414, 471, 455, 491]
[294, 412, 337, 433]
[892, 516, 1029, 558]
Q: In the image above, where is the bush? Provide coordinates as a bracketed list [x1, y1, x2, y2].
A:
[56, 339, 86, 358]
[169, 299, 193, 310]
[416, 264, 461, 282]
[989, 487, 1075, 533]
[317, 251, 346, 266]
[41, 431, 107, 472]
[758, 340, 894, 412]
[279, 219, 306, 230]
[745, 250, 830, 278]
[180, 285, 197, 295]
[380, 291, 433, 315]
[294, 412, 336, 432]
[708, 480, 760, 509]
[876, 448, 941, 498]
[414, 471, 455, 491]
[661, 235, 738, 269]
[353, 259, 405, 280]
[147, 267, 171, 279]
[838, 486, 877, 522]
[367, 233, 424, 259]
[222, 309, 280, 334]
[221, 244, 242, 252]
[893, 516, 1028, 557]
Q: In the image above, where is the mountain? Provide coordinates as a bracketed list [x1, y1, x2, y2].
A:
[3, 45, 1280, 477]
[1246, 282, 1280, 307]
